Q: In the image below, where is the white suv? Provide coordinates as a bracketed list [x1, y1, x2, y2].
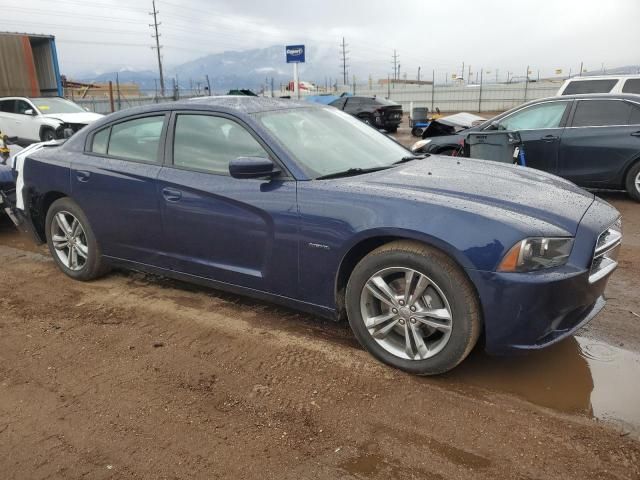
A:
[557, 75, 640, 96]
[0, 97, 102, 145]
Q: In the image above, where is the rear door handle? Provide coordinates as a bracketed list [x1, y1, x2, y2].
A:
[76, 170, 91, 182]
[631, 131, 640, 137]
[162, 187, 182, 202]
[541, 134, 559, 142]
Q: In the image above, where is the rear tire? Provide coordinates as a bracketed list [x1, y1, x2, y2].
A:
[625, 162, 640, 202]
[45, 197, 109, 281]
[345, 240, 481, 375]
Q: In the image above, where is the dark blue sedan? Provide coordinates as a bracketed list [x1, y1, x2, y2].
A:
[11, 97, 622, 374]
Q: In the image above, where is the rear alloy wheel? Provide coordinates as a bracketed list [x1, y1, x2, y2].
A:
[625, 162, 640, 202]
[45, 197, 109, 281]
[346, 241, 481, 375]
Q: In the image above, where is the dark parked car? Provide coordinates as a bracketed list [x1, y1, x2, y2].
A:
[412, 94, 640, 201]
[10, 97, 621, 375]
[329, 95, 403, 132]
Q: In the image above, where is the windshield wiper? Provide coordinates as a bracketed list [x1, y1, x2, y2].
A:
[315, 166, 392, 180]
[393, 154, 427, 165]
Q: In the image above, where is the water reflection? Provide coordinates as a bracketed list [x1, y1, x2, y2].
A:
[441, 336, 640, 433]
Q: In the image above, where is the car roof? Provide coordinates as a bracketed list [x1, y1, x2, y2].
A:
[525, 92, 640, 104]
[562, 74, 640, 81]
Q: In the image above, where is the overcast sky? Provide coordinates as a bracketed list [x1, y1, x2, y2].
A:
[3, 0, 640, 80]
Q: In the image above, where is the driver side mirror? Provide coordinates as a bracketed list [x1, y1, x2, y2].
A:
[24, 109, 36, 116]
[229, 157, 280, 179]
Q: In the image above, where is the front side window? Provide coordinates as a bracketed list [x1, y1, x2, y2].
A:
[562, 79, 617, 95]
[106, 116, 165, 162]
[571, 100, 632, 127]
[15, 100, 34, 115]
[498, 101, 569, 130]
[173, 114, 268, 175]
[256, 107, 410, 178]
[622, 79, 640, 94]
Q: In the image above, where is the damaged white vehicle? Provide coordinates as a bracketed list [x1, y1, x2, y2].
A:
[0, 97, 102, 146]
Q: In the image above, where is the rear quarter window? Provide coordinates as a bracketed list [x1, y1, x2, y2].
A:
[91, 127, 109, 154]
[622, 79, 640, 94]
[562, 79, 618, 95]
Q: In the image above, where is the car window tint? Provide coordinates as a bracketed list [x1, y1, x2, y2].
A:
[622, 79, 640, 94]
[499, 102, 569, 130]
[107, 116, 164, 163]
[91, 127, 110, 154]
[629, 104, 640, 125]
[15, 100, 32, 115]
[173, 115, 268, 175]
[562, 79, 617, 95]
[0, 100, 15, 113]
[572, 100, 632, 127]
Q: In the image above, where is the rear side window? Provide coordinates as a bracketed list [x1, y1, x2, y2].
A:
[622, 79, 640, 94]
[92, 127, 109, 154]
[629, 104, 640, 125]
[172, 114, 268, 175]
[571, 100, 632, 127]
[107, 116, 165, 163]
[562, 79, 618, 95]
[0, 100, 15, 113]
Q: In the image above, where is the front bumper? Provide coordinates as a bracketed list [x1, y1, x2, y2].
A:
[469, 196, 620, 354]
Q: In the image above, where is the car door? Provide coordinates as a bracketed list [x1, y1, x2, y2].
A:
[0, 100, 16, 136]
[71, 113, 168, 264]
[13, 99, 41, 142]
[495, 100, 572, 174]
[156, 112, 298, 295]
[558, 99, 640, 187]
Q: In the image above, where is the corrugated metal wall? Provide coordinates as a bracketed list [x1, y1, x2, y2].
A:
[31, 38, 58, 95]
[0, 33, 60, 97]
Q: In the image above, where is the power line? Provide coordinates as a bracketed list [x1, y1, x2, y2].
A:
[392, 49, 399, 80]
[340, 37, 349, 86]
[149, 0, 165, 96]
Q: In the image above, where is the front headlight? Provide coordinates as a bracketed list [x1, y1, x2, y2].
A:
[411, 139, 432, 152]
[497, 237, 574, 272]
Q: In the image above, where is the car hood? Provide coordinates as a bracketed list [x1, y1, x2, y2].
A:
[42, 112, 103, 124]
[344, 156, 595, 235]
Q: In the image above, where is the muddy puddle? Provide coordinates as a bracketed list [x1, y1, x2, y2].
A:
[440, 336, 640, 435]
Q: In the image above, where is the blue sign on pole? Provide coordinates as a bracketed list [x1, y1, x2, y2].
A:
[285, 45, 305, 63]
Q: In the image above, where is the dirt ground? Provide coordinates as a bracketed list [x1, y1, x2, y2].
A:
[1, 126, 640, 479]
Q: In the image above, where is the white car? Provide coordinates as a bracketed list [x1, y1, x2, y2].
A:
[557, 75, 640, 96]
[0, 97, 102, 145]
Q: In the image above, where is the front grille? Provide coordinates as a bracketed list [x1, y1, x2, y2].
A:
[589, 218, 622, 283]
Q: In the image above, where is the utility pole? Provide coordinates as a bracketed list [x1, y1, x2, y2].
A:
[392, 49, 399, 81]
[340, 37, 349, 86]
[149, 0, 165, 96]
[579, 61, 584, 76]
[431, 69, 435, 112]
[461, 62, 465, 82]
[417, 66, 421, 82]
[205, 74, 211, 96]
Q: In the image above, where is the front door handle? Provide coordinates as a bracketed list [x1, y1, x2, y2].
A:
[631, 131, 640, 137]
[76, 170, 91, 182]
[162, 187, 182, 202]
[541, 134, 559, 142]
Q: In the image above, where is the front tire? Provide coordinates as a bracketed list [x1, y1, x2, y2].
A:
[45, 197, 109, 281]
[625, 162, 640, 202]
[40, 127, 56, 142]
[345, 241, 481, 375]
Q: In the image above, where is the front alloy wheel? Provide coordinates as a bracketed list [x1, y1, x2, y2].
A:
[361, 267, 453, 360]
[346, 240, 481, 375]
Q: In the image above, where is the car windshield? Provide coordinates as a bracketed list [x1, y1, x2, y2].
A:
[255, 107, 410, 178]
[33, 98, 85, 114]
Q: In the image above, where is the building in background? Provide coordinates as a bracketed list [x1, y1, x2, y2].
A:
[0, 32, 62, 97]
